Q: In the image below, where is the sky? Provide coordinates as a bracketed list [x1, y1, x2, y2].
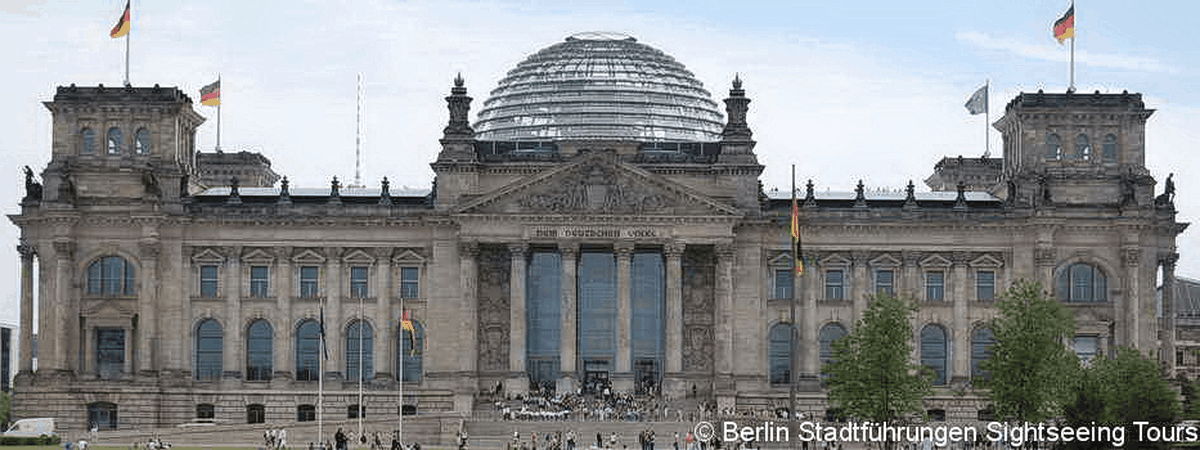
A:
[1, 0, 1199, 328]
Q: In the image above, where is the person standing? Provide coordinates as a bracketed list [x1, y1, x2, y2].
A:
[335, 428, 349, 450]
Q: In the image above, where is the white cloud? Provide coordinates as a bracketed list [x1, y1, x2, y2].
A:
[957, 31, 1177, 74]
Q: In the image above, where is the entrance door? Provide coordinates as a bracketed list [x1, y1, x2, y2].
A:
[583, 359, 610, 394]
[633, 358, 661, 394]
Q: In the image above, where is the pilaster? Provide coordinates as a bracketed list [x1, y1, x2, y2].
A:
[557, 243, 578, 393]
[17, 244, 35, 374]
[507, 243, 529, 396]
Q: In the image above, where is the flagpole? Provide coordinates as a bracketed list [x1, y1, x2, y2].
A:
[319, 298, 325, 450]
[358, 295, 364, 441]
[398, 301, 404, 446]
[1069, 1, 1075, 92]
[124, 5, 130, 87]
[788, 164, 798, 450]
[984, 80, 990, 158]
[216, 74, 222, 153]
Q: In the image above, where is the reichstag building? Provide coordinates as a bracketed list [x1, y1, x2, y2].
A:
[9, 32, 1187, 431]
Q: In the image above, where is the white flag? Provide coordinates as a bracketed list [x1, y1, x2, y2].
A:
[965, 84, 987, 115]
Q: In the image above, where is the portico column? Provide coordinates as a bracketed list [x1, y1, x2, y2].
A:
[507, 243, 528, 395]
[458, 242, 479, 376]
[714, 243, 735, 408]
[46, 240, 73, 372]
[327, 247, 343, 380]
[374, 248, 392, 380]
[950, 252, 970, 385]
[222, 248, 240, 378]
[17, 244, 36, 374]
[558, 243, 578, 393]
[664, 243, 684, 375]
[137, 240, 161, 375]
[275, 247, 294, 381]
[614, 242, 634, 392]
[850, 251, 870, 323]
[1162, 252, 1178, 373]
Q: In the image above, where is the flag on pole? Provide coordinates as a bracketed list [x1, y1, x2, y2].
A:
[200, 79, 221, 106]
[1054, 5, 1075, 44]
[110, 1, 130, 38]
[965, 84, 987, 115]
[319, 306, 329, 360]
[791, 195, 804, 276]
[401, 310, 418, 355]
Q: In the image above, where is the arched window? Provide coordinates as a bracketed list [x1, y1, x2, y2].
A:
[246, 319, 273, 381]
[1074, 134, 1091, 161]
[135, 128, 151, 154]
[295, 319, 321, 381]
[1045, 133, 1062, 160]
[1102, 134, 1118, 163]
[971, 327, 995, 380]
[920, 324, 948, 386]
[194, 319, 223, 380]
[87, 402, 118, 430]
[107, 127, 122, 154]
[768, 323, 794, 386]
[87, 256, 136, 296]
[819, 323, 848, 377]
[398, 319, 423, 382]
[345, 320, 374, 381]
[81, 128, 96, 154]
[1056, 263, 1107, 303]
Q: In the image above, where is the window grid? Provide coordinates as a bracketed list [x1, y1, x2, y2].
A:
[299, 266, 320, 298]
[87, 256, 136, 296]
[107, 127, 122, 154]
[250, 266, 270, 298]
[976, 270, 995, 301]
[199, 265, 219, 298]
[925, 271, 944, 302]
[400, 267, 419, 299]
[350, 266, 369, 298]
[824, 269, 845, 300]
[875, 269, 894, 296]
[773, 269, 793, 299]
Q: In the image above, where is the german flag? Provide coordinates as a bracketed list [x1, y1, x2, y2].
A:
[1054, 5, 1074, 44]
[200, 79, 220, 106]
[110, 1, 130, 38]
[791, 196, 804, 276]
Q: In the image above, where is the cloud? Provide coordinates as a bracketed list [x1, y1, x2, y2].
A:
[957, 31, 1177, 74]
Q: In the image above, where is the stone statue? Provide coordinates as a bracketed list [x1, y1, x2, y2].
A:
[1120, 169, 1136, 207]
[22, 166, 42, 202]
[142, 169, 161, 198]
[1156, 173, 1176, 207]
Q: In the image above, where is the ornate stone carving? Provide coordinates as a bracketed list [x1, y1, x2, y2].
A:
[664, 242, 685, 259]
[507, 243, 527, 260]
[1160, 252, 1180, 270]
[715, 243, 735, 261]
[53, 241, 74, 260]
[475, 245, 510, 372]
[1121, 246, 1140, 267]
[851, 251, 871, 267]
[683, 325, 714, 373]
[17, 243, 36, 260]
[615, 242, 634, 259]
[1035, 247, 1056, 266]
[951, 251, 971, 266]
[682, 246, 714, 373]
[139, 241, 162, 259]
[459, 241, 479, 259]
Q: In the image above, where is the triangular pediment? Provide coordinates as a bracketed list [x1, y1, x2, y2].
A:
[191, 248, 226, 264]
[242, 248, 276, 265]
[341, 248, 376, 265]
[819, 253, 852, 267]
[920, 254, 953, 268]
[457, 151, 742, 216]
[970, 254, 1004, 268]
[292, 248, 326, 264]
[767, 252, 794, 267]
[392, 249, 427, 265]
[869, 253, 901, 267]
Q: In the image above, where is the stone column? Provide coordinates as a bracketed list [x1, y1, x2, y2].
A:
[950, 252, 970, 385]
[663, 242, 685, 398]
[1161, 252, 1177, 372]
[714, 243, 735, 409]
[614, 242, 634, 392]
[459, 242, 479, 375]
[137, 240, 161, 376]
[507, 243, 528, 395]
[226, 246, 244, 379]
[46, 240, 74, 372]
[902, 251, 920, 300]
[1035, 247, 1056, 297]
[850, 251, 871, 323]
[326, 247, 343, 380]
[17, 244, 35, 374]
[375, 248, 392, 380]
[800, 255, 820, 387]
[275, 247, 294, 381]
[558, 243, 578, 393]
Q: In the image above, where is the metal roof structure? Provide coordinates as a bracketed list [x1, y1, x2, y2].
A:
[472, 32, 724, 143]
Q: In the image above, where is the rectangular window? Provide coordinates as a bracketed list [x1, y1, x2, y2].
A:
[1178, 350, 1186, 366]
[1074, 336, 1099, 363]
[96, 328, 125, 380]
[250, 266, 270, 298]
[299, 266, 319, 298]
[773, 269, 793, 299]
[199, 265, 219, 298]
[350, 266, 369, 298]
[925, 271, 944, 301]
[825, 269, 844, 300]
[976, 270, 995, 301]
[400, 267, 419, 299]
[875, 270, 894, 295]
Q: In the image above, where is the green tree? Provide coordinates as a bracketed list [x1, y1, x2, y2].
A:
[1062, 348, 1180, 449]
[980, 279, 1077, 423]
[825, 293, 931, 450]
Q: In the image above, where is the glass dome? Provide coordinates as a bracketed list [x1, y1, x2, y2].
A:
[473, 33, 725, 143]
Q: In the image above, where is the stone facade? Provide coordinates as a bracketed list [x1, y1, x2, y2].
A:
[8, 65, 1188, 431]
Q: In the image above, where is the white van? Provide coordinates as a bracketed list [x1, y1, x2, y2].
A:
[3, 418, 57, 437]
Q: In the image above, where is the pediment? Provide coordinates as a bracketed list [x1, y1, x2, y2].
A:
[869, 253, 901, 267]
[819, 253, 852, 267]
[457, 152, 742, 216]
[292, 248, 326, 264]
[767, 252, 794, 267]
[341, 248, 376, 265]
[920, 254, 952, 268]
[970, 254, 1004, 268]
[82, 298, 136, 318]
[392, 249, 427, 265]
[191, 248, 226, 264]
[242, 248, 276, 265]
